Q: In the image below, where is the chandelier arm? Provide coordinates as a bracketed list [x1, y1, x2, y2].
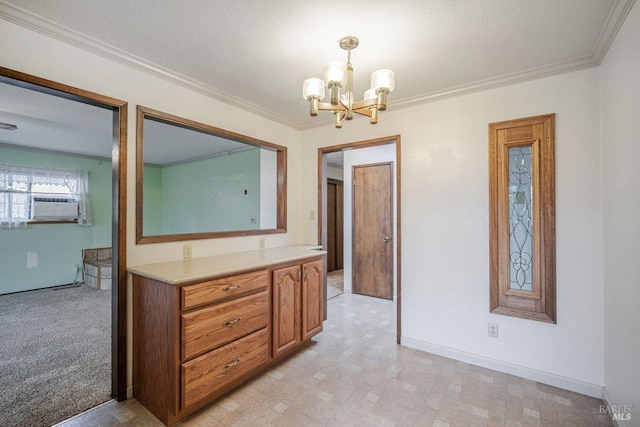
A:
[352, 99, 378, 110]
[317, 102, 347, 112]
[352, 108, 373, 118]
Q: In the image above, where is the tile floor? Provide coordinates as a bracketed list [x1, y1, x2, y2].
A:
[327, 269, 344, 300]
[56, 293, 612, 427]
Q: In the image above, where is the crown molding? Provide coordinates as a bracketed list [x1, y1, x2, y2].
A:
[592, 0, 636, 64]
[388, 55, 599, 113]
[299, 55, 599, 130]
[0, 1, 303, 130]
[1, 0, 635, 132]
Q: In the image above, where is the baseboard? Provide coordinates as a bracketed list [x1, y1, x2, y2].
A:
[401, 336, 603, 398]
[602, 387, 619, 426]
[127, 384, 133, 399]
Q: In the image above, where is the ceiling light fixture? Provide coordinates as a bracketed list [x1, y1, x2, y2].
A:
[0, 122, 18, 131]
[302, 36, 395, 128]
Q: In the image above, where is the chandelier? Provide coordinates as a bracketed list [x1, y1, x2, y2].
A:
[302, 36, 395, 128]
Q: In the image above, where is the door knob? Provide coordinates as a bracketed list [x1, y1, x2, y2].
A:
[383, 236, 390, 242]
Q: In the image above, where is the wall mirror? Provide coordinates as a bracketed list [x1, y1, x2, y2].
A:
[136, 106, 286, 244]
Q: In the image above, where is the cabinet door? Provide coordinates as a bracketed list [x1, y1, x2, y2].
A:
[272, 265, 301, 357]
[302, 260, 324, 340]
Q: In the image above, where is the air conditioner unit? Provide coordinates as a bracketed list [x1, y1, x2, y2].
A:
[31, 198, 79, 220]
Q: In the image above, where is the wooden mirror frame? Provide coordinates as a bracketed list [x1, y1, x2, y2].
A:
[136, 106, 287, 244]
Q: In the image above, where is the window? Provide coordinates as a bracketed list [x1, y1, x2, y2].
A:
[489, 114, 556, 323]
[0, 165, 91, 228]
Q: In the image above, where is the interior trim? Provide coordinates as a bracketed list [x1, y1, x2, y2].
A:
[0, 66, 128, 400]
[402, 336, 603, 399]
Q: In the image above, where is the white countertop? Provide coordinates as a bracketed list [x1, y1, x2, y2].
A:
[128, 245, 325, 285]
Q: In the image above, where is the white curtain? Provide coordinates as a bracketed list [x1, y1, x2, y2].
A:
[0, 164, 91, 228]
[75, 170, 91, 226]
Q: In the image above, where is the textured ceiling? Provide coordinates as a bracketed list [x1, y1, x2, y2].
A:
[0, 81, 113, 158]
[1, 0, 630, 130]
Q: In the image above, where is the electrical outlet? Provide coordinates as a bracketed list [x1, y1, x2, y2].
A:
[259, 237, 265, 249]
[183, 244, 192, 259]
[488, 322, 499, 338]
[310, 210, 316, 220]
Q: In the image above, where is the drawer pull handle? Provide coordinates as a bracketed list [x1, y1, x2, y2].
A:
[223, 284, 241, 292]
[224, 359, 240, 369]
[223, 318, 241, 327]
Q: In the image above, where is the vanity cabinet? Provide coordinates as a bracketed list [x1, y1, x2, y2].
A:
[130, 248, 325, 426]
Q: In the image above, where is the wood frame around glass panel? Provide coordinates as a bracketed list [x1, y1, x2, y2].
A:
[136, 106, 287, 244]
[489, 114, 556, 323]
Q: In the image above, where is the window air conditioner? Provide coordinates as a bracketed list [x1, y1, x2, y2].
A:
[31, 197, 79, 220]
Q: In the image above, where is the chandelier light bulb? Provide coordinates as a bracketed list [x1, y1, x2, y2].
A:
[302, 78, 325, 100]
[371, 69, 395, 92]
[323, 62, 347, 87]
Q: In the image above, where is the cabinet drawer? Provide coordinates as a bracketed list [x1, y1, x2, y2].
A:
[182, 291, 268, 360]
[181, 270, 268, 310]
[181, 328, 268, 409]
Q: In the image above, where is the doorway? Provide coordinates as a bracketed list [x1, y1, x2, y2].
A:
[352, 162, 393, 300]
[326, 178, 344, 273]
[318, 135, 401, 343]
[326, 177, 345, 300]
[0, 67, 128, 411]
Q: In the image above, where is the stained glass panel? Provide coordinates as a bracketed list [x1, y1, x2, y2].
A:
[508, 146, 533, 291]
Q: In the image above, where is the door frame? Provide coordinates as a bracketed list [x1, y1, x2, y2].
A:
[0, 66, 128, 400]
[318, 135, 402, 343]
[351, 161, 394, 300]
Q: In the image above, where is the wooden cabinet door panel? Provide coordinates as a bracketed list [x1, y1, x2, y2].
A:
[182, 291, 268, 360]
[302, 260, 323, 340]
[272, 265, 300, 357]
[181, 328, 268, 409]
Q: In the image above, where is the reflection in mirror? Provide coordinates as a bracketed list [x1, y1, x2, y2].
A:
[136, 106, 286, 244]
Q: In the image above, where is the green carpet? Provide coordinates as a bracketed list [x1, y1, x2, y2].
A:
[0, 285, 111, 427]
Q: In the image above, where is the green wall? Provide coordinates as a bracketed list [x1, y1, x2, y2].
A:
[143, 149, 261, 235]
[0, 147, 112, 294]
[142, 164, 162, 235]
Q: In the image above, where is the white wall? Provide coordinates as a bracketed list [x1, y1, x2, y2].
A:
[327, 164, 344, 181]
[0, 20, 304, 263]
[5, 9, 633, 404]
[259, 148, 277, 229]
[303, 67, 605, 396]
[342, 145, 397, 297]
[0, 19, 305, 393]
[600, 1, 640, 421]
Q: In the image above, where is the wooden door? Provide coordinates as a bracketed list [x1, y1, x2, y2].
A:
[301, 260, 324, 340]
[272, 265, 300, 357]
[327, 179, 344, 272]
[352, 163, 393, 300]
